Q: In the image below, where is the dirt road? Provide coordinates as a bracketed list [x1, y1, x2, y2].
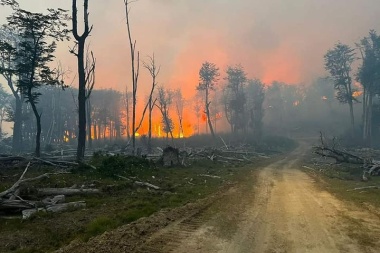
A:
[57, 144, 380, 253]
[145, 144, 380, 253]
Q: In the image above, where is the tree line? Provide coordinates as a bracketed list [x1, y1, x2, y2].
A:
[324, 30, 380, 145]
[1, 0, 372, 161]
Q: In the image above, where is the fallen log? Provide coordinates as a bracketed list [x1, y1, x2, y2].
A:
[0, 199, 36, 211]
[314, 132, 365, 164]
[217, 155, 245, 162]
[42, 195, 65, 205]
[347, 186, 379, 191]
[38, 188, 100, 196]
[134, 181, 160, 190]
[199, 174, 221, 179]
[116, 175, 160, 190]
[22, 201, 86, 219]
[314, 147, 364, 164]
[45, 201, 86, 212]
[0, 162, 32, 198]
[32, 157, 68, 168]
[0, 156, 27, 162]
[368, 164, 380, 176]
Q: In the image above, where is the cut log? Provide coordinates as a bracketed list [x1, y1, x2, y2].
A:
[42, 195, 66, 205]
[217, 155, 245, 162]
[22, 201, 86, 219]
[134, 181, 160, 190]
[0, 156, 27, 162]
[38, 188, 100, 196]
[368, 164, 380, 176]
[199, 174, 221, 179]
[45, 201, 86, 212]
[32, 157, 67, 168]
[116, 175, 160, 190]
[0, 199, 36, 211]
[347, 186, 379, 191]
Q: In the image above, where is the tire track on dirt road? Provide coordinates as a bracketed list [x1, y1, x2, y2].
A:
[169, 143, 380, 253]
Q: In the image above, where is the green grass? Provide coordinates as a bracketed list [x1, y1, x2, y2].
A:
[0, 135, 295, 253]
[0, 157, 252, 253]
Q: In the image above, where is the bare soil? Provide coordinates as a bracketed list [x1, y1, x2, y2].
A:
[56, 143, 380, 253]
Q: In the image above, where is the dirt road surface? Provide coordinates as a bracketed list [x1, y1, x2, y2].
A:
[145, 143, 380, 253]
[57, 143, 380, 253]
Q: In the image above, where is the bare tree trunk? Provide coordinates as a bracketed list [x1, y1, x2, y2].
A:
[72, 0, 92, 161]
[346, 82, 355, 136]
[367, 94, 373, 146]
[148, 100, 153, 152]
[13, 95, 23, 152]
[125, 88, 131, 139]
[86, 98, 92, 149]
[93, 120, 97, 141]
[28, 91, 41, 157]
[77, 39, 86, 159]
[362, 88, 367, 141]
[205, 89, 215, 138]
[143, 54, 159, 152]
[124, 0, 140, 155]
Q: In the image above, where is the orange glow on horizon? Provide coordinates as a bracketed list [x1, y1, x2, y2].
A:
[353, 91, 363, 98]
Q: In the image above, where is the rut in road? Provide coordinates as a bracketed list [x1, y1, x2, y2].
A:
[152, 144, 380, 253]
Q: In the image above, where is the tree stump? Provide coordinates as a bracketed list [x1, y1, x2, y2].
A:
[162, 146, 179, 167]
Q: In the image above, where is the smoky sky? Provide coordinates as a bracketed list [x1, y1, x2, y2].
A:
[1, 0, 380, 98]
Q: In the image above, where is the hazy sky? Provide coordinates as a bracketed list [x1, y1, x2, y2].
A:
[1, 0, 380, 98]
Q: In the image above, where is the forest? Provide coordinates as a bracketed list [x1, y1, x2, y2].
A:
[1, 0, 380, 252]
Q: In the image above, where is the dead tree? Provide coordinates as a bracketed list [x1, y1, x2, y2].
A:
[156, 87, 174, 140]
[198, 62, 219, 139]
[85, 47, 96, 150]
[72, 0, 93, 161]
[123, 86, 132, 139]
[314, 132, 364, 164]
[174, 89, 185, 138]
[143, 54, 160, 152]
[124, 0, 140, 154]
[0, 27, 24, 152]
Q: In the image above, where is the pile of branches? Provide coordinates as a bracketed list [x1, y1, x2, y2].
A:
[313, 132, 380, 177]
[0, 161, 100, 219]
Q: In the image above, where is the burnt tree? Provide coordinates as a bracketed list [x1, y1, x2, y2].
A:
[72, 0, 93, 160]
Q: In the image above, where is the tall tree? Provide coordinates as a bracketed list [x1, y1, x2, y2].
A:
[123, 86, 132, 139]
[124, 0, 140, 154]
[143, 54, 159, 152]
[0, 84, 11, 138]
[324, 43, 357, 134]
[198, 62, 219, 138]
[85, 48, 96, 149]
[0, 26, 23, 152]
[357, 30, 380, 145]
[156, 87, 174, 140]
[6, 6, 69, 157]
[247, 79, 265, 138]
[225, 65, 247, 133]
[173, 89, 185, 138]
[72, 0, 93, 160]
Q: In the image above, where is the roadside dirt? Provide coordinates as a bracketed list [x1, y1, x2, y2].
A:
[56, 143, 380, 253]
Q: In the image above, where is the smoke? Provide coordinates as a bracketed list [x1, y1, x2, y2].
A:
[2, 0, 379, 96]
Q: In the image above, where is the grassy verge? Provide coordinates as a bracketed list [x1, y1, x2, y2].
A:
[301, 154, 380, 209]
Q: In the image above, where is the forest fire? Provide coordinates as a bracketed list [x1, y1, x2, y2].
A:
[353, 91, 363, 98]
